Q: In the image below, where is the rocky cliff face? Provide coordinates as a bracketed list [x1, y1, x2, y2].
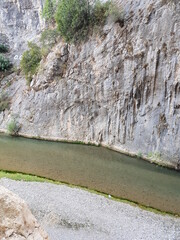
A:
[0, 0, 44, 64]
[0, 0, 180, 168]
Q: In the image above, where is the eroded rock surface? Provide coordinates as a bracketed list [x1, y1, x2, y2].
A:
[0, 0, 45, 64]
[0, 0, 180, 168]
[0, 186, 49, 240]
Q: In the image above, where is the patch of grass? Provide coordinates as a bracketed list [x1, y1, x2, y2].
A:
[7, 119, 20, 136]
[0, 171, 54, 183]
[59, 140, 100, 147]
[0, 170, 178, 217]
[20, 42, 42, 84]
[148, 152, 161, 161]
[137, 151, 143, 159]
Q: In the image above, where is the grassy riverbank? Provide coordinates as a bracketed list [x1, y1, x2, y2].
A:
[0, 170, 179, 218]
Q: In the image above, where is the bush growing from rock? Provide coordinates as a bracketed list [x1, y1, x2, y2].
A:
[0, 54, 11, 71]
[55, 0, 91, 43]
[40, 29, 59, 46]
[55, 0, 123, 43]
[40, 29, 59, 57]
[42, 0, 56, 23]
[7, 119, 20, 136]
[0, 44, 8, 53]
[107, 2, 124, 24]
[91, 0, 111, 26]
[20, 42, 42, 84]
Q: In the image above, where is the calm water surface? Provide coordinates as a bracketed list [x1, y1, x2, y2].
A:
[0, 134, 180, 214]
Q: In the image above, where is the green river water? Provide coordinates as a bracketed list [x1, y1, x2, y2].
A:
[0, 134, 179, 215]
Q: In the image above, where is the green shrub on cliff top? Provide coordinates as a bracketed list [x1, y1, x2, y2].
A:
[55, 0, 91, 43]
[55, 0, 123, 43]
[20, 42, 42, 84]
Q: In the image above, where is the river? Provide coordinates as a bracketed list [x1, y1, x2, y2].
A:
[0, 133, 179, 215]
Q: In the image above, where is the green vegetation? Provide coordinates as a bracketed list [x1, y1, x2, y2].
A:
[40, 29, 59, 57]
[7, 119, 20, 136]
[0, 44, 8, 53]
[55, 0, 123, 43]
[0, 170, 177, 217]
[137, 151, 143, 159]
[0, 92, 10, 112]
[40, 29, 59, 47]
[20, 42, 42, 84]
[107, 1, 124, 24]
[0, 54, 11, 71]
[148, 152, 161, 161]
[91, 0, 111, 26]
[55, 0, 91, 43]
[21, 0, 123, 81]
[42, 0, 56, 23]
[0, 170, 54, 182]
[0, 44, 12, 72]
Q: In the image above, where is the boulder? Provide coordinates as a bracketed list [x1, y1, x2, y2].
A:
[0, 186, 49, 240]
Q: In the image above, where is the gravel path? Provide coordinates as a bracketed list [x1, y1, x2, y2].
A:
[0, 178, 180, 240]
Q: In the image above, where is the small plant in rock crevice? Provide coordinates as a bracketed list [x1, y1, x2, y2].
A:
[91, 0, 123, 26]
[148, 152, 161, 161]
[7, 119, 20, 136]
[137, 151, 143, 159]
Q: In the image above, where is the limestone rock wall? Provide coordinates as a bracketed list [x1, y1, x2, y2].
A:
[0, 0, 180, 168]
[0, 0, 45, 64]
